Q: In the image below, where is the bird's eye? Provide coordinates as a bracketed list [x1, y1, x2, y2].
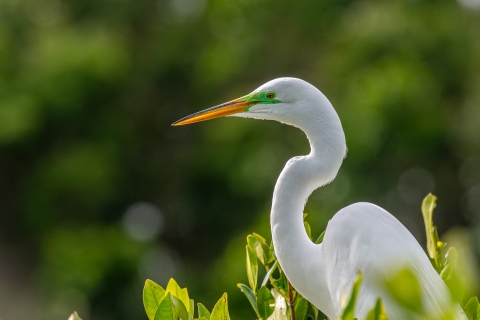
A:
[266, 92, 275, 99]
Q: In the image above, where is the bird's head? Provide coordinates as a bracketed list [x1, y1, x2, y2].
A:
[172, 77, 332, 128]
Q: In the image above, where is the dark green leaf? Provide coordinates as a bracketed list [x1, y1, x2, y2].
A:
[237, 283, 259, 317]
[340, 273, 363, 320]
[144, 279, 166, 320]
[246, 246, 258, 291]
[294, 295, 309, 320]
[210, 293, 230, 320]
[257, 286, 275, 319]
[155, 293, 176, 320]
[197, 303, 211, 320]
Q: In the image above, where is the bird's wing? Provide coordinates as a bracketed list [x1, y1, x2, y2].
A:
[318, 202, 462, 320]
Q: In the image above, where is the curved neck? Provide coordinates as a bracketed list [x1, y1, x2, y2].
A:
[270, 106, 345, 312]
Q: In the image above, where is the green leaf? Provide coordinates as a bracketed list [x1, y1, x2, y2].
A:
[247, 233, 273, 265]
[272, 275, 288, 298]
[464, 296, 480, 320]
[445, 247, 459, 264]
[441, 263, 465, 303]
[195, 318, 208, 320]
[67, 311, 83, 320]
[384, 269, 423, 313]
[166, 278, 191, 314]
[294, 295, 309, 320]
[340, 273, 363, 320]
[422, 193, 437, 258]
[257, 286, 275, 319]
[246, 246, 258, 292]
[189, 300, 194, 320]
[171, 294, 189, 320]
[155, 293, 176, 320]
[421, 194, 445, 270]
[304, 221, 312, 239]
[144, 279, 166, 320]
[366, 298, 388, 320]
[210, 293, 230, 320]
[261, 260, 278, 287]
[312, 305, 319, 320]
[197, 303, 211, 320]
[314, 230, 325, 244]
[441, 261, 465, 302]
[237, 283, 259, 317]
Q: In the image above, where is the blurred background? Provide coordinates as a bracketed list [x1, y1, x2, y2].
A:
[0, 0, 480, 319]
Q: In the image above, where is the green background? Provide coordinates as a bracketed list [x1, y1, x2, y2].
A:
[0, 0, 479, 319]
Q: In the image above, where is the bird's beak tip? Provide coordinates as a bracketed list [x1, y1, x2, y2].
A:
[171, 97, 253, 127]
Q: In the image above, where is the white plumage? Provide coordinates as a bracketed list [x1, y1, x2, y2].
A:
[174, 77, 465, 319]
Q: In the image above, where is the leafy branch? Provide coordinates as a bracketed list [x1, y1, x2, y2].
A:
[67, 194, 480, 320]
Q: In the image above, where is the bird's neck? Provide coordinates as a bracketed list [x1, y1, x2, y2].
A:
[270, 108, 345, 307]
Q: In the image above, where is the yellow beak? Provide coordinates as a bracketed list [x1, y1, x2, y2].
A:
[172, 97, 256, 126]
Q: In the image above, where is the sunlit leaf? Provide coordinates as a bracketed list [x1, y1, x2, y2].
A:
[421, 194, 444, 270]
[340, 273, 363, 320]
[294, 295, 309, 320]
[144, 279, 166, 320]
[248, 233, 273, 265]
[246, 246, 258, 291]
[384, 269, 423, 313]
[365, 298, 388, 320]
[172, 294, 189, 320]
[189, 300, 194, 320]
[166, 278, 191, 314]
[463, 296, 480, 320]
[237, 283, 260, 317]
[304, 221, 312, 239]
[155, 293, 176, 320]
[210, 293, 230, 320]
[197, 303, 211, 320]
[315, 231, 325, 244]
[257, 286, 275, 319]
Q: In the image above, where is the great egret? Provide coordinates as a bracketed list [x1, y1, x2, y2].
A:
[173, 78, 464, 319]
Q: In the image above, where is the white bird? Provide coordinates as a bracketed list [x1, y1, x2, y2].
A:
[173, 78, 464, 319]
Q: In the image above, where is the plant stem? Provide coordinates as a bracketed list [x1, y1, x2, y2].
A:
[287, 280, 297, 320]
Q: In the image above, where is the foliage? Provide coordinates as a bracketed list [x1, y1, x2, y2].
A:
[123, 194, 480, 320]
[141, 278, 230, 320]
